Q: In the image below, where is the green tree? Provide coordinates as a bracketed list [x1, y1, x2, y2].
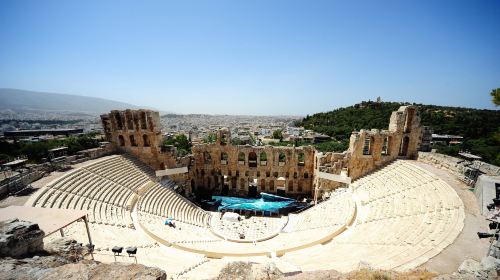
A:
[163, 134, 192, 156]
[272, 129, 283, 141]
[491, 88, 500, 106]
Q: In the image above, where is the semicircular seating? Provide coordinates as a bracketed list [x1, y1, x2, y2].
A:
[27, 155, 158, 227]
[282, 160, 464, 272]
[27, 156, 464, 274]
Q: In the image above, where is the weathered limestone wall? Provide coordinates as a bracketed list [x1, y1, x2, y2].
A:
[417, 151, 500, 177]
[75, 143, 115, 161]
[190, 129, 315, 197]
[417, 151, 464, 175]
[316, 106, 422, 193]
[101, 109, 177, 170]
[101, 106, 424, 199]
[478, 162, 500, 177]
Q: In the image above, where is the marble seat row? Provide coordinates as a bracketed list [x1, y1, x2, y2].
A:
[282, 160, 464, 272]
[286, 190, 355, 232]
[138, 183, 211, 227]
[83, 155, 153, 191]
[32, 187, 133, 227]
[29, 155, 159, 228]
[138, 212, 218, 244]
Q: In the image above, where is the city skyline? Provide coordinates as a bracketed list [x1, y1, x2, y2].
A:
[1, 0, 499, 115]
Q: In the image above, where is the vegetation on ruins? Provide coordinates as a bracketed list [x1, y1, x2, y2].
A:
[313, 140, 349, 153]
[298, 101, 500, 165]
[203, 132, 217, 144]
[266, 138, 348, 153]
[231, 137, 242, 145]
[162, 134, 191, 156]
[0, 133, 101, 164]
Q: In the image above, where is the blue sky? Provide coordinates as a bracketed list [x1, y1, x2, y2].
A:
[0, 0, 499, 115]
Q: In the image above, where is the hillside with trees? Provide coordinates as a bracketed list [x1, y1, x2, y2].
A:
[298, 101, 500, 166]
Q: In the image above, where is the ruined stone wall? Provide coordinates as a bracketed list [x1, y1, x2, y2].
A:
[417, 151, 463, 175]
[190, 134, 315, 197]
[101, 106, 424, 199]
[316, 106, 423, 193]
[417, 151, 500, 177]
[100, 109, 176, 170]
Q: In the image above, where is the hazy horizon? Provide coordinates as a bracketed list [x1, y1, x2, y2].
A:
[1, 0, 499, 115]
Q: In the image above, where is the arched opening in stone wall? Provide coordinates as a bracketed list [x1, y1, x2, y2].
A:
[118, 135, 125, 146]
[362, 136, 372, 155]
[127, 113, 134, 130]
[240, 178, 246, 190]
[400, 136, 410, 157]
[133, 113, 140, 131]
[140, 112, 147, 129]
[260, 152, 267, 165]
[298, 153, 305, 166]
[220, 133, 227, 145]
[381, 136, 389, 155]
[288, 181, 294, 192]
[298, 181, 303, 192]
[238, 152, 246, 165]
[404, 108, 415, 133]
[129, 135, 137, 146]
[115, 112, 123, 130]
[269, 180, 275, 191]
[160, 162, 166, 169]
[278, 153, 286, 166]
[231, 177, 237, 189]
[143, 134, 150, 147]
[220, 152, 228, 165]
[260, 179, 266, 191]
[304, 172, 309, 179]
[204, 151, 212, 164]
[248, 152, 257, 168]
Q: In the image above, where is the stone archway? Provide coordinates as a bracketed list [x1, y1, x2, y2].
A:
[248, 152, 257, 168]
